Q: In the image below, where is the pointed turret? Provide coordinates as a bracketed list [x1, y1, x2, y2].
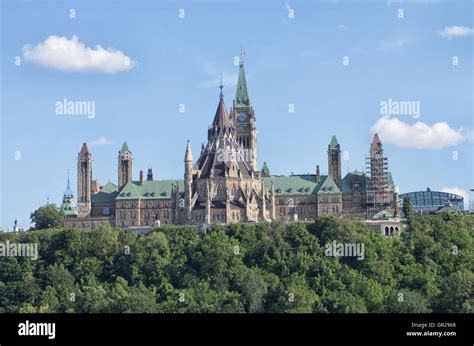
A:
[79, 142, 90, 157]
[329, 135, 339, 149]
[62, 170, 77, 217]
[370, 133, 383, 155]
[261, 162, 270, 177]
[235, 63, 249, 107]
[120, 142, 131, 155]
[118, 142, 133, 191]
[77, 143, 92, 217]
[212, 97, 230, 126]
[184, 140, 194, 221]
[185, 140, 193, 162]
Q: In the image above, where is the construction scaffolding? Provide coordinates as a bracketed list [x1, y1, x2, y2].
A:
[365, 153, 390, 219]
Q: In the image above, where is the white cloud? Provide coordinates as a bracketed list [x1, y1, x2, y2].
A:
[337, 24, 349, 31]
[380, 38, 411, 50]
[370, 116, 466, 149]
[22, 35, 135, 73]
[438, 26, 474, 39]
[441, 187, 470, 210]
[88, 137, 112, 147]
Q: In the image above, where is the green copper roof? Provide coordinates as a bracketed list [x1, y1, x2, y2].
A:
[235, 64, 249, 107]
[92, 182, 118, 203]
[261, 162, 270, 177]
[329, 135, 339, 149]
[116, 180, 184, 200]
[119, 142, 131, 155]
[341, 171, 367, 193]
[263, 175, 319, 195]
[315, 175, 341, 194]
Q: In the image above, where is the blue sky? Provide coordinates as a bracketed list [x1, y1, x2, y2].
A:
[1, 0, 472, 230]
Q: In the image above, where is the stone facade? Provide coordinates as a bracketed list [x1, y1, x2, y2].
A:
[63, 61, 398, 229]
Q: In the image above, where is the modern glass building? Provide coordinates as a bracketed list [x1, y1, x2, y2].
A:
[399, 189, 464, 215]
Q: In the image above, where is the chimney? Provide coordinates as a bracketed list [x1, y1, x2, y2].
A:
[316, 165, 320, 183]
[139, 170, 144, 185]
[147, 168, 153, 181]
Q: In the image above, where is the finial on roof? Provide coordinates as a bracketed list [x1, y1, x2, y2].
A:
[219, 73, 224, 98]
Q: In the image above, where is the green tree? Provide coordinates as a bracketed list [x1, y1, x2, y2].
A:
[30, 204, 64, 230]
[386, 289, 431, 313]
[436, 269, 474, 313]
[402, 197, 414, 222]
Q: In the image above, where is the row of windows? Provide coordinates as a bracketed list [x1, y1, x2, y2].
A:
[117, 201, 171, 209]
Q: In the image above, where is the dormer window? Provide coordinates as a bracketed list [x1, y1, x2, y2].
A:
[353, 178, 359, 189]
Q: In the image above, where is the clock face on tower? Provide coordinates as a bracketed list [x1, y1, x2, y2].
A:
[237, 112, 247, 122]
[237, 112, 248, 128]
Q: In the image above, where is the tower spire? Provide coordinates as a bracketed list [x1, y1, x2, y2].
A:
[235, 60, 249, 107]
[64, 169, 73, 197]
[240, 44, 245, 65]
[219, 73, 224, 98]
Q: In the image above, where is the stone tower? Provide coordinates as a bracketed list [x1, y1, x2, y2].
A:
[232, 60, 257, 171]
[328, 135, 341, 187]
[118, 142, 133, 191]
[184, 140, 193, 222]
[77, 143, 92, 217]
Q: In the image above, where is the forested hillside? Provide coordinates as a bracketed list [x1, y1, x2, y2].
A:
[0, 214, 473, 313]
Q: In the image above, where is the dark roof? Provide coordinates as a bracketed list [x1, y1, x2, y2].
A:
[79, 143, 89, 156]
[212, 97, 230, 126]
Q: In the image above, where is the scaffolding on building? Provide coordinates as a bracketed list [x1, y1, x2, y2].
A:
[365, 153, 390, 219]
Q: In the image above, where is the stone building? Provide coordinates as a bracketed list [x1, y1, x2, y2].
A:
[63, 60, 398, 229]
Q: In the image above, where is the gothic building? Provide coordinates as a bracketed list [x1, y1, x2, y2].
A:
[62, 60, 398, 229]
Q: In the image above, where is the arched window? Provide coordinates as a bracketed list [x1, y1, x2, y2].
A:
[384, 226, 389, 237]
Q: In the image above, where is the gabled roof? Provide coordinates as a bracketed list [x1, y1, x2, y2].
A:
[116, 180, 184, 200]
[315, 175, 341, 194]
[92, 182, 118, 203]
[235, 63, 249, 107]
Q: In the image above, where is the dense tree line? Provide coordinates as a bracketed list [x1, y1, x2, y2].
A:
[0, 214, 472, 313]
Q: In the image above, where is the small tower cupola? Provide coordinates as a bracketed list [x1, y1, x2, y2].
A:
[261, 162, 270, 177]
[147, 168, 153, 181]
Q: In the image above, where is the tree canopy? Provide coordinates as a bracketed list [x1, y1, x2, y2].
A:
[0, 213, 472, 313]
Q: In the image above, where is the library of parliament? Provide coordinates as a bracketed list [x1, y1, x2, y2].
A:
[62, 60, 399, 229]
